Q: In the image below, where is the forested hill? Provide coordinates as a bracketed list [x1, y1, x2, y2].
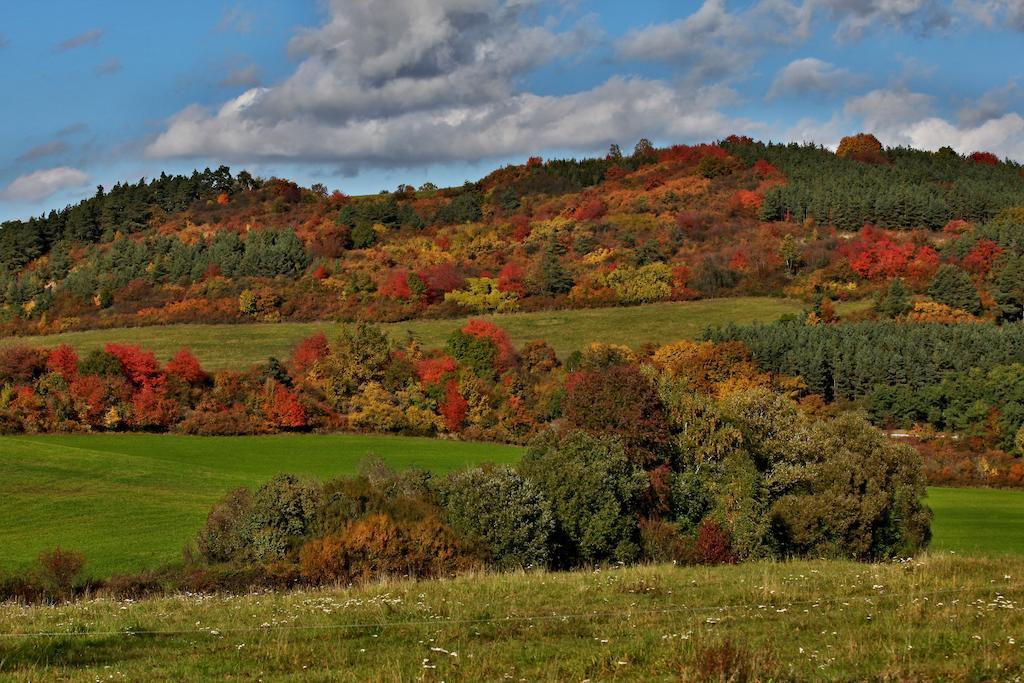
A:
[1, 134, 1023, 335]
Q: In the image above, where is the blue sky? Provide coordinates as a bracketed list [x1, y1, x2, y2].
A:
[2, 0, 1023, 221]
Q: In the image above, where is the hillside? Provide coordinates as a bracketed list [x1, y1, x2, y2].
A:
[2, 135, 1024, 337]
[2, 554, 1022, 681]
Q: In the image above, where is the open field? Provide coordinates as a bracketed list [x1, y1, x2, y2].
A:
[1, 554, 1022, 681]
[2, 434, 1022, 578]
[0, 297, 821, 370]
[927, 486, 1024, 556]
[0, 434, 520, 577]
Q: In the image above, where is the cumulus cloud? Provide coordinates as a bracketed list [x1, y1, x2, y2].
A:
[820, 0, 952, 39]
[616, 0, 812, 82]
[958, 81, 1024, 127]
[148, 0, 745, 167]
[2, 167, 89, 202]
[56, 29, 104, 52]
[954, 0, 1024, 29]
[15, 140, 70, 163]
[767, 58, 855, 99]
[905, 113, 1024, 158]
[843, 88, 935, 142]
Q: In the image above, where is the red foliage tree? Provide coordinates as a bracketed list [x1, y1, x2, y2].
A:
[68, 374, 110, 425]
[439, 380, 468, 432]
[290, 333, 330, 376]
[461, 319, 517, 371]
[961, 239, 1003, 276]
[264, 382, 307, 429]
[46, 345, 79, 381]
[379, 269, 412, 299]
[510, 215, 531, 242]
[695, 520, 738, 565]
[497, 262, 526, 295]
[0, 346, 49, 384]
[105, 344, 163, 387]
[311, 265, 330, 280]
[417, 262, 464, 303]
[563, 364, 673, 468]
[131, 382, 178, 429]
[572, 198, 607, 222]
[415, 355, 458, 386]
[969, 151, 999, 165]
[165, 349, 209, 386]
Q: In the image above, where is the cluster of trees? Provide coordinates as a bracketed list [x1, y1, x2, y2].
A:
[722, 138, 1024, 230]
[0, 167, 236, 271]
[869, 363, 1024, 452]
[192, 394, 930, 589]
[706, 321, 1024, 402]
[2, 135, 1023, 336]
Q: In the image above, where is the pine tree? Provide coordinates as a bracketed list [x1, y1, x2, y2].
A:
[927, 265, 981, 315]
[875, 279, 911, 318]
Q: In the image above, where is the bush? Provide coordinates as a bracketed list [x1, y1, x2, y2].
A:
[438, 466, 554, 570]
[639, 518, 694, 564]
[299, 513, 469, 584]
[519, 429, 647, 567]
[245, 474, 322, 562]
[36, 547, 86, 596]
[195, 488, 253, 563]
[695, 520, 738, 565]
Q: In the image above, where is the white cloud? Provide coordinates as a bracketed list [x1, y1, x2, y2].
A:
[2, 167, 89, 202]
[148, 0, 747, 167]
[820, 0, 952, 40]
[615, 0, 811, 82]
[905, 113, 1024, 157]
[843, 88, 935, 143]
[767, 58, 854, 99]
[954, 0, 1024, 29]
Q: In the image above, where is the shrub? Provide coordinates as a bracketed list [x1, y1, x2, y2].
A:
[519, 429, 647, 567]
[244, 475, 321, 562]
[196, 488, 253, 563]
[299, 513, 469, 584]
[695, 519, 738, 565]
[438, 466, 554, 570]
[639, 518, 694, 564]
[36, 547, 86, 596]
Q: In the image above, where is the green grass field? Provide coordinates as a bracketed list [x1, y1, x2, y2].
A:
[2, 554, 1022, 680]
[0, 297, 813, 370]
[0, 434, 520, 577]
[1, 434, 1022, 579]
[926, 486, 1024, 556]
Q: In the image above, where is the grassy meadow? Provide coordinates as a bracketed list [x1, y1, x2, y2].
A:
[0, 434, 520, 577]
[1, 434, 1022, 578]
[0, 297, 816, 370]
[1, 554, 1022, 681]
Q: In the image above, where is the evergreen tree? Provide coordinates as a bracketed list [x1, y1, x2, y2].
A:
[927, 265, 981, 315]
[875, 279, 912, 318]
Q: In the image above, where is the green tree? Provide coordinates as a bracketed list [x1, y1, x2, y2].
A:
[927, 265, 981, 315]
[519, 429, 647, 567]
[875, 278, 912, 318]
